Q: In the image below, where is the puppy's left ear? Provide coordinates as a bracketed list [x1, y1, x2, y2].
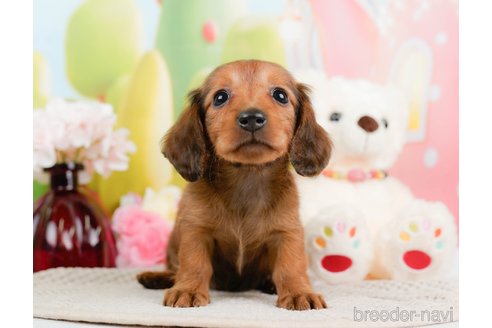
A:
[289, 83, 332, 177]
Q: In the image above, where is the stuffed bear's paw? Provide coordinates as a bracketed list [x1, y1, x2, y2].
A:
[379, 201, 457, 280]
[305, 206, 373, 284]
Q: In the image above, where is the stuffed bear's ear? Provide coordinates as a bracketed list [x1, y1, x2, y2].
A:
[289, 83, 332, 177]
[161, 89, 206, 182]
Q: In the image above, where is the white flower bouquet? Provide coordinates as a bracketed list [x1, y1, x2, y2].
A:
[33, 99, 136, 184]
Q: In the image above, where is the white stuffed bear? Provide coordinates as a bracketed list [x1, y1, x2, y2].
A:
[296, 73, 457, 283]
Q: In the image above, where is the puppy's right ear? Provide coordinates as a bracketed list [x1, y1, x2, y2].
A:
[161, 89, 206, 182]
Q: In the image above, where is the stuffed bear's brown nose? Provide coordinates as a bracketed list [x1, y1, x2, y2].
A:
[358, 115, 379, 133]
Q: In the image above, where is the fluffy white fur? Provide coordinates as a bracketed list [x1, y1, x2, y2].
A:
[296, 72, 457, 283]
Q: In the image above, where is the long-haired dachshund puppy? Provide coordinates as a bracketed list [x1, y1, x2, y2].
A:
[137, 60, 331, 310]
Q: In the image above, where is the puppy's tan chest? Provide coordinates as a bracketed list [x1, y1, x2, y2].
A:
[215, 219, 270, 273]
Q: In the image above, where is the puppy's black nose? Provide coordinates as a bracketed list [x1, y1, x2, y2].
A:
[237, 109, 267, 132]
[358, 115, 379, 133]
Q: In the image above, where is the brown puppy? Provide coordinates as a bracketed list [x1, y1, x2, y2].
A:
[137, 60, 331, 310]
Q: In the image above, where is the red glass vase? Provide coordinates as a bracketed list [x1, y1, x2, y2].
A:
[33, 163, 116, 272]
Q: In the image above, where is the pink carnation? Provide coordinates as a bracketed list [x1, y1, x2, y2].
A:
[112, 205, 172, 268]
[33, 99, 136, 185]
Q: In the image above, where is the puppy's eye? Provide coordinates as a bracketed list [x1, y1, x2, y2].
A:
[213, 90, 229, 107]
[382, 118, 389, 128]
[329, 112, 342, 122]
[272, 88, 288, 104]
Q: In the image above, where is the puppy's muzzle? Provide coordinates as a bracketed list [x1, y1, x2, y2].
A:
[237, 109, 267, 133]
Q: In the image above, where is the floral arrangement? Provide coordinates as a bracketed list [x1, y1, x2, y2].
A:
[112, 186, 181, 267]
[33, 99, 136, 184]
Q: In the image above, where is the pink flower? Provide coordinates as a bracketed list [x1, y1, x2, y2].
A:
[33, 110, 64, 182]
[112, 205, 172, 268]
[87, 128, 136, 178]
[33, 99, 136, 184]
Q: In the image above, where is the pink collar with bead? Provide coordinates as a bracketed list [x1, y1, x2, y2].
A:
[322, 168, 388, 183]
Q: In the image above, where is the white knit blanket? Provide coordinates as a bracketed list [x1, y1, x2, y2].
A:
[33, 268, 458, 327]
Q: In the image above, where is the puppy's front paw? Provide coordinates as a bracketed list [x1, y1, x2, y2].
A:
[164, 288, 210, 307]
[277, 292, 327, 310]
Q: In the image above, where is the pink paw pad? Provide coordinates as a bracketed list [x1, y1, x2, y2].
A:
[321, 255, 353, 272]
[403, 250, 431, 270]
[313, 222, 359, 273]
[398, 219, 444, 270]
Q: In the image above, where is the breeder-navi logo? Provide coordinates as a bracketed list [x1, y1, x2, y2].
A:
[354, 307, 454, 323]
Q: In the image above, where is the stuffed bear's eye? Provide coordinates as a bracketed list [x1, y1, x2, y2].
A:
[330, 112, 342, 122]
[382, 118, 389, 128]
[272, 88, 289, 104]
[213, 90, 230, 108]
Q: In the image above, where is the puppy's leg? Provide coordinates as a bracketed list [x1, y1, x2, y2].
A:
[256, 279, 277, 295]
[272, 230, 327, 310]
[137, 271, 175, 289]
[164, 230, 213, 307]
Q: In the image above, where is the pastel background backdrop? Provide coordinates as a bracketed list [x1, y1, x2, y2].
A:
[34, 0, 458, 222]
